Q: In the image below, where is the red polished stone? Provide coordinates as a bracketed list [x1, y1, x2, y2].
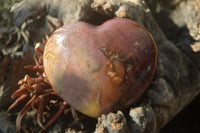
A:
[43, 18, 157, 118]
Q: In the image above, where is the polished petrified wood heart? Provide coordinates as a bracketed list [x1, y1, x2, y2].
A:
[43, 18, 157, 118]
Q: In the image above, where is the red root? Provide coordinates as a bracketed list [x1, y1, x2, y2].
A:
[7, 43, 69, 132]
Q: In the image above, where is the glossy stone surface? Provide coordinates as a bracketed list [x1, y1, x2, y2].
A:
[43, 18, 157, 118]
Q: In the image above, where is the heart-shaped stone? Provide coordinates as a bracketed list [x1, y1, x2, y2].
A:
[43, 18, 157, 118]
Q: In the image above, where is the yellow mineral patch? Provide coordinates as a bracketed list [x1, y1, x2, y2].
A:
[78, 99, 100, 118]
[113, 76, 122, 84]
[107, 71, 116, 77]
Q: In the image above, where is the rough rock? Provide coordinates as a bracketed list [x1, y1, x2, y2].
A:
[10, 0, 109, 26]
[128, 105, 157, 133]
[95, 111, 128, 133]
[0, 43, 35, 109]
[95, 105, 157, 133]
[0, 112, 16, 133]
[146, 0, 200, 67]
